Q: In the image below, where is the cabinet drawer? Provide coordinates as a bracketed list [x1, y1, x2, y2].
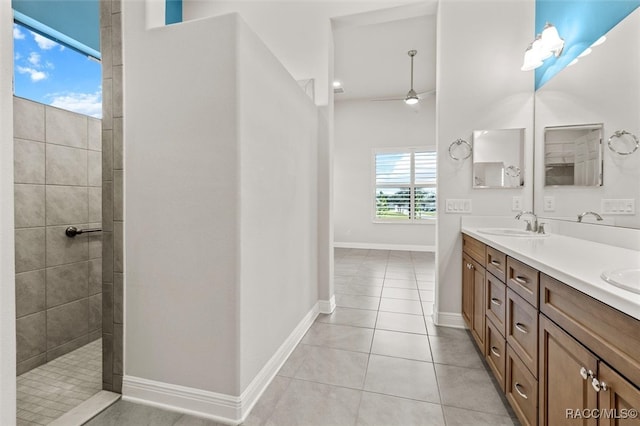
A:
[507, 288, 538, 377]
[486, 274, 506, 337]
[540, 274, 640, 387]
[486, 246, 507, 282]
[486, 318, 506, 392]
[506, 345, 538, 426]
[463, 234, 486, 265]
[507, 257, 539, 308]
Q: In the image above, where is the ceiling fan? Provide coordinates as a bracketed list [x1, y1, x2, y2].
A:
[371, 50, 435, 104]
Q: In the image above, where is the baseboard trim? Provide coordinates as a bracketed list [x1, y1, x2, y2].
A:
[334, 242, 435, 252]
[318, 295, 335, 314]
[122, 303, 320, 425]
[434, 311, 466, 329]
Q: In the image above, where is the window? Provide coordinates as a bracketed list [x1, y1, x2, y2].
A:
[13, 21, 102, 117]
[374, 148, 437, 222]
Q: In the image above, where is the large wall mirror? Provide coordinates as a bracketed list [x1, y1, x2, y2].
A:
[534, 8, 640, 228]
[473, 129, 525, 188]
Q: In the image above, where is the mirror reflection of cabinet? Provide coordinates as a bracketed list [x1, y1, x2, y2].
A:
[544, 124, 603, 187]
[473, 129, 525, 188]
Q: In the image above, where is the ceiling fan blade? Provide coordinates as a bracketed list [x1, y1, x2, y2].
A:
[417, 89, 436, 98]
[370, 96, 406, 102]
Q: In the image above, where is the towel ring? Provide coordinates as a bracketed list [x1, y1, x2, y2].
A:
[505, 165, 521, 177]
[448, 139, 472, 161]
[608, 130, 639, 155]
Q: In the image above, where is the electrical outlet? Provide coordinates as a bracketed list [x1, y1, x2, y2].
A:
[543, 196, 555, 212]
[512, 196, 523, 211]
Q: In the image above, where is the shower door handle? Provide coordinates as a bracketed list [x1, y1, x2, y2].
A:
[65, 226, 102, 238]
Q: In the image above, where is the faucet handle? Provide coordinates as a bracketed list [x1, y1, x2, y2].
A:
[524, 220, 532, 232]
[537, 222, 546, 234]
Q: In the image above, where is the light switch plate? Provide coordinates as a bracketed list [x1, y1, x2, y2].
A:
[445, 199, 472, 213]
[601, 199, 635, 214]
[543, 196, 555, 212]
[512, 196, 523, 211]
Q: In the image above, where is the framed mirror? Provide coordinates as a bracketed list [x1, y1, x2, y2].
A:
[473, 128, 525, 188]
[534, 8, 640, 228]
[544, 124, 603, 187]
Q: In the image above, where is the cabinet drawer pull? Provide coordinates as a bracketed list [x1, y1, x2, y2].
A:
[514, 276, 528, 284]
[579, 367, 593, 380]
[466, 263, 474, 270]
[591, 378, 608, 392]
[490, 346, 501, 357]
[515, 322, 529, 334]
[490, 259, 501, 266]
[514, 383, 528, 399]
[490, 297, 502, 306]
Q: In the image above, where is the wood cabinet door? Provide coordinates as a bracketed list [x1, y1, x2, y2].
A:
[471, 259, 486, 349]
[539, 315, 597, 426]
[462, 253, 474, 329]
[598, 363, 640, 426]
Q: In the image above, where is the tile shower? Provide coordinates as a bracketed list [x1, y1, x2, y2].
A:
[13, 96, 103, 375]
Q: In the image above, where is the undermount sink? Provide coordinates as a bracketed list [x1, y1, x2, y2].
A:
[476, 228, 550, 238]
[601, 268, 640, 294]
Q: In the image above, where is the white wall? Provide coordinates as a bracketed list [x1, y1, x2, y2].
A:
[0, 0, 17, 422]
[236, 20, 319, 390]
[123, 9, 241, 395]
[334, 99, 436, 249]
[182, 0, 425, 105]
[534, 8, 640, 228]
[436, 0, 534, 326]
[123, 3, 321, 420]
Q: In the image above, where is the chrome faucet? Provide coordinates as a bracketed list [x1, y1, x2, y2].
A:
[515, 211, 538, 232]
[577, 211, 604, 223]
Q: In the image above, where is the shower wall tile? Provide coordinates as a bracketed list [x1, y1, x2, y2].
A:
[47, 299, 89, 350]
[16, 312, 46, 362]
[15, 270, 46, 318]
[13, 97, 45, 142]
[102, 130, 113, 179]
[46, 144, 88, 186]
[100, 26, 113, 79]
[89, 228, 103, 260]
[113, 118, 123, 170]
[89, 187, 102, 223]
[112, 13, 122, 67]
[113, 66, 123, 118]
[17, 354, 46, 376]
[114, 273, 123, 324]
[14, 139, 45, 184]
[15, 228, 46, 273]
[88, 118, 102, 151]
[47, 335, 89, 362]
[102, 232, 114, 283]
[102, 181, 114, 232]
[14, 184, 45, 228]
[102, 283, 113, 334]
[89, 259, 102, 295]
[46, 225, 89, 267]
[14, 100, 103, 375]
[89, 151, 103, 187]
[46, 186, 89, 226]
[102, 333, 113, 385]
[89, 294, 103, 332]
[103, 79, 113, 130]
[114, 222, 123, 273]
[113, 170, 123, 221]
[46, 261, 89, 308]
[46, 106, 88, 149]
[113, 323, 122, 375]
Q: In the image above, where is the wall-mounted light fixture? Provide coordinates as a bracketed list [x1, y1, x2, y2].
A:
[521, 22, 565, 71]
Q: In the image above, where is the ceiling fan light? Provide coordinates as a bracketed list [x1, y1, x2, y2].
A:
[404, 89, 419, 105]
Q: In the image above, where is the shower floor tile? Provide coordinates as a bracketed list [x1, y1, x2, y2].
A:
[17, 338, 102, 425]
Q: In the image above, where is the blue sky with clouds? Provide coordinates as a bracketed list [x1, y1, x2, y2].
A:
[13, 22, 102, 118]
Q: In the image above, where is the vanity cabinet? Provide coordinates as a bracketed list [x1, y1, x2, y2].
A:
[461, 233, 640, 426]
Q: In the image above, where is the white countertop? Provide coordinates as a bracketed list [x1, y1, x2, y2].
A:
[461, 225, 640, 321]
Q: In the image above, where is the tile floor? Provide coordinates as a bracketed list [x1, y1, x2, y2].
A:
[17, 338, 102, 425]
[85, 249, 519, 426]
